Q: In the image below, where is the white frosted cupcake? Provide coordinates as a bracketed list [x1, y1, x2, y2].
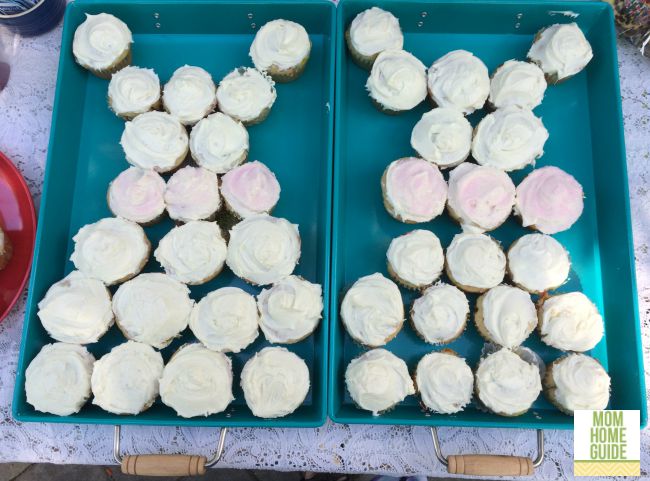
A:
[410, 108, 472, 168]
[508, 234, 570, 294]
[154, 221, 227, 285]
[25, 343, 95, 416]
[367, 50, 427, 113]
[108, 66, 161, 119]
[163, 65, 217, 125]
[341, 272, 404, 347]
[189, 112, 249, 174]
[488, 60, 547, 110]
[70, 217, 150, 286]
[250, 19, 311, 82]
[415, 350, 473, 414]
[113, 273, 194, 349]
[445, 233, 506, 293]
[345, 348, 415, 415]
[241, 346, 310, 418]
[120, 111, 189, 173]
[472, 106, 549, 172]
[107, 167, 166, 225]
[226, 215, 300, 286]
[427, 50, 490, 115]
[37, 271, 113, 344]
[164, 166, 221, 223]
[91, 341, 164, 415]
[538, 292, 604, 352]
[345, 7, 403, 69]
[220, 161, 281, 219]
[189, 287, 259, 353]
[411, 283, 469, 344]
[160, 344, 234, 418]
[447, 163, 515, 233]
[216, 67, 277, 126]
[386, 230, 444, 289]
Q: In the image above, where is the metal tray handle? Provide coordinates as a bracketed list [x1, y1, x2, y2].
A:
[113, 425, 228, 476]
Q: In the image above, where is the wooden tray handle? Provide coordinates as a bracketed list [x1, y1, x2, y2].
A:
[121, 454, 206, 476]
[447, 454, 533, 476]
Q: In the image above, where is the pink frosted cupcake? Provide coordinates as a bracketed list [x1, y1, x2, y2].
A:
[164, 166, 221, 223]
[515, 166, 584, 234]
[220, 161, 280, 219]
[107, 167, 166, 225]
[381, 157, 447, 223]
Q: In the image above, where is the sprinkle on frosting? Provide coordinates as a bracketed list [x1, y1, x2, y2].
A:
[73, 13, 132, 71]
[221, 161, 281, 218]
[508, 234, 570, 293]
[163, 65, 217, 125]
[348, 7, 403, 58]
[164, 166, 221, 222]
[528, 23, 593, 81]
[107, 167, 166, 224]
[108, 66, 160, 117]
[387, 230, 444, 288]
[489, 60, 547, 110]
[411, 283, 469, 344]
[217, 67, 277, 124]
[548, 354, 610, 412]
[189, 112, 249, 174]
[477, 285, 537, 348]
[250, 19, 311, 72]
[410, 108, 472, 168]
[445, 233, 506, 292]
[416, 351, 473, 414]
[366, 49, 427, 111]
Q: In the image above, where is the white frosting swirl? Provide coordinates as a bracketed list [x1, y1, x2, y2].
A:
[257, 275, 323, 343]
[366, 49, 427, 111]
[91, 341, 164, 415]
[107, 167, 166, 224]
[348, 7, 403, 57]
[113, 273, 194, 349]
[226, 215, 301, 285]
[446, 233, 506, 291]
[475, 348, 541, 416]
[508, 234, 570, 293]
[410, 108, 472, 168]
[341, 273, 404, 347]
[345, 348, 414, 415]
[478, 285, 537, 348]
[241, 346, 310, 418]
[539, 292, 604, 352]
[164, 166, 221, 222]
[472, 106, 549, 171]
[550, 354, 610, 412]
[528, 23, 593, 80]
[217, 67, 277, 123]
[416, 351, 473, 414]
[72, 13, 132, 71]
[387, 230, 444, 287]
[37, 271, 113, 344]
[70, 217, 150, 286]
[160, 344, 234, 418]
[489, 60, 547, 110]
[189, 287, 259, 353]
[250, 20, 311, 71]
[108, 66, 160, 117]
[189, 112, 249, 174]
[154, 221, 227, 285]
[163, 65, 217, 125]
[411, 283, 469, 344]
[25, 343, 95, 416]
[427, 50, 489, 115]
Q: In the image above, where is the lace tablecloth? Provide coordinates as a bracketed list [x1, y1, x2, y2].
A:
[0, 21, 648, 480]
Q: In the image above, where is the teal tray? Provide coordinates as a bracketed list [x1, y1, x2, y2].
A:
[329, 0, 647, 429]
[13, 0, 335, 427]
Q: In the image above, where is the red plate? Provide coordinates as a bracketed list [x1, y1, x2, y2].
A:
[0, 152, 36, 322]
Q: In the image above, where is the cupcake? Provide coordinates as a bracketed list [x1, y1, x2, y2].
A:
[471, 106, 549, 172]
[250, 19, 311, 82]
[345, 7, 403, 69]
[162, 65, 217, 125]
[70, 217, 150, 286]
[0, 226, 12, 271]
[515, 166, 584, 234]
[189, 287, 259, 353]
[91, 341, 164, 415]
[107, 167, 166, 225]
[345, 348, 415, 415]
[25, 343, 95, 416]
[220, 161, 281, 219]
[366, 49, 427, 113]
[544, 354, 610, 414]
[488, 60, 547, 110]
[507, 234, 570, 294]
[189, 112, 249, 174]
[257, 275, 323, 344]
[415, 350, 473, 414]
[427, 50, 490, 115]
[120, 111, 189, 173]
[72, 13, 132, 78]
[475, 348, 542, 416]
[37, 271, 113, 344]
[108, 66, 161, 119]
[381, 157, 447, 223]
[411, 283, 469, 344]
[164, 166, 221, 223]
[226, 215, 300, 285]
[340, 272, 404, 348]
[527, 23, 593, 84]
[216, 67, 277, 126]
[241, 346, 310, 418]
[538, 292, 604, 352]
[113, 273, 194, 349]
[386, 230, 444, 289]
[447, 163, 515, 233]
[160, 343, 234, 418]
[410, 108, 472, 168]
[445, 233, 506, 293]
[154, 221, 227, 285]
[474, 285, 537, 348]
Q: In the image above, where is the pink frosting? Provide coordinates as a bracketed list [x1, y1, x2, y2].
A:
[515, 166, 584, 234]
[108, 167, 166, 223]
[220, 161, 281, 218]
[164, 166, 221, 222]
[384, 157, 447, 222]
